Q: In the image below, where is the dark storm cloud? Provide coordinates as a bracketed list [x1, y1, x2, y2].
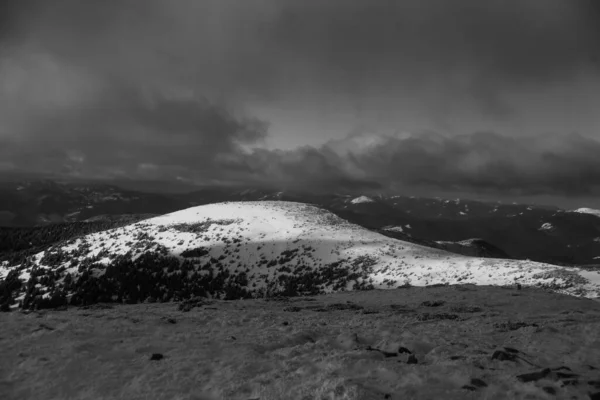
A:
[271, 0, 597, 78]
[236, 131, 600, 196]
[0, 0, 278, 181]
[0, 80, 268, 179]
[268, 0, 600, 117]
[3, 0, 598, 106]
[0, 0, 599, 193]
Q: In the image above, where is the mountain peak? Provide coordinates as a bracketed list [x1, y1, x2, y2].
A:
[570, 207, 600, 218]
[2, 201, 600, 310]
[350, 195, 375, 204]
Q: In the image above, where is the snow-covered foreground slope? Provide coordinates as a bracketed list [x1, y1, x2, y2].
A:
[4, 286, 600, 400]
[1, 201, 599, 309]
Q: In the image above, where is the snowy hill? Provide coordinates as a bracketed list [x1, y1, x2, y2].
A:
[4, 179, 600, 266]
[350, 195, 375, 204]
[571, 207, 600, 218]
[1, 201, 600, 309]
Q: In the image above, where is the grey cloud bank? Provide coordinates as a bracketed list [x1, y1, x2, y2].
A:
[237, 131, 600, 197]
[1, 0, 600, 206]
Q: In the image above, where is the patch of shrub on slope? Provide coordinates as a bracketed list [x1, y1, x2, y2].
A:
[2, 249, 378, 311]
[0, 216, 152, 264]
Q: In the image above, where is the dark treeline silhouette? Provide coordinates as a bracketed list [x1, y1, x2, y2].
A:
[1, 244, 376, 311]
[0, 216, 152, 265]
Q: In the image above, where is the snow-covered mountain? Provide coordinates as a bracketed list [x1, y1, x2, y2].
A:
[1, 201, 599, 310]
[3, 179, 600, 265]
[571, 207, 600, 218]
[350, 195, 375, 204]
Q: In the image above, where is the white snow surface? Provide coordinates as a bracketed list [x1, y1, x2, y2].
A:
[436, 238, 486, 247]
[571, 208, 600, 218]
[2, 201, 600, 298]
[382, 226, 404, 233]
[350, 195, 375, 204]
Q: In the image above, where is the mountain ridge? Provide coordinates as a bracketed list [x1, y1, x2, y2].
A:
[2, 201, 599, 311]
[2, 180, 600, 266]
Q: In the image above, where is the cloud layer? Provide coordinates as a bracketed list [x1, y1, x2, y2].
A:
[233, 131, 600, 196]
[1, 0, 600, 200]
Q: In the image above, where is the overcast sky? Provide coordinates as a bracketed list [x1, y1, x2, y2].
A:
[1, 0, 600, 207]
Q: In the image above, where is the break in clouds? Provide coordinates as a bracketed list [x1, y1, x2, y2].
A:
[1, 0, 600, 198]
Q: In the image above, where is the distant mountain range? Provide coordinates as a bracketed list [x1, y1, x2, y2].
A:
[1, 179, 600, 267]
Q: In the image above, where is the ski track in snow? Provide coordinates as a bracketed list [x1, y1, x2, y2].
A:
[2, 201, 600, 299]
